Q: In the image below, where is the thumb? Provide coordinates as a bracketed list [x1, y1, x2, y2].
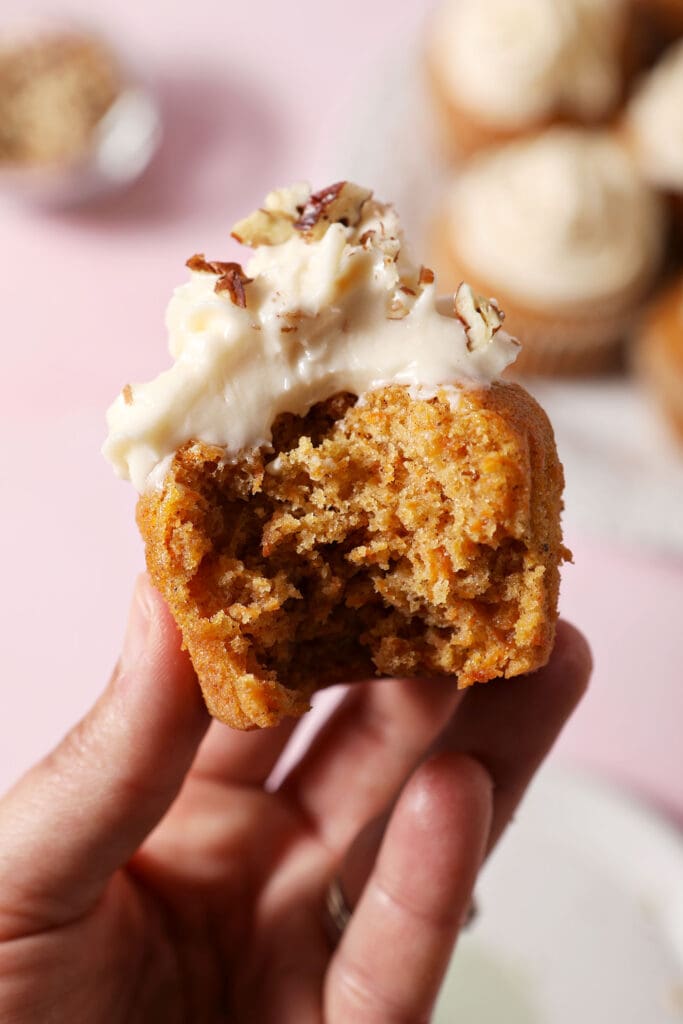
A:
[0, 575, 208, 939]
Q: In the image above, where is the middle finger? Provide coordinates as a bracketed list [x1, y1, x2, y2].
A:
[277, 675, 463, 854]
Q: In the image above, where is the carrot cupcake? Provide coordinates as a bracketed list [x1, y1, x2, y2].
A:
[430, 129, 664, 375]
[636, 275, 683, 442]
[426, 0, 634, 158]
[104, 182, 567, 729]
[624, 40, 683, 230]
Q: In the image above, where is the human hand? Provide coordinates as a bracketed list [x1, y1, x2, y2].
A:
[0, 576, 590, 1023]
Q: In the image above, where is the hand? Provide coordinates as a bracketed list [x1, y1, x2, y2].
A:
[0, 576, 590, 1023]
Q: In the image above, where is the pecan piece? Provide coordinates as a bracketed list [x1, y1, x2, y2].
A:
[294, 181, 372, 241]
[454, 283, 505, 351]
[186, 254, 253, 308]
[231, 209, 295, 247]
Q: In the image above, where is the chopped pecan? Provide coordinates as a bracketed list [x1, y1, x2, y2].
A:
[231, 208, 295, 247]
[294, 181, 372, 241]
[419, 266, 435, 286]
[186, 254, 253, 308]
[214, 265, 253, 307]
[186, 253, 216, 273]
[454, 282, 505, 351]
[122, 384, 134, 406]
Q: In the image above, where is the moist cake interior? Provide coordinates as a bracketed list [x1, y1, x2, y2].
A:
[137, 382, 563, 727]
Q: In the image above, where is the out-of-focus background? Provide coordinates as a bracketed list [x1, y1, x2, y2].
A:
[1, 1, 682, 1019]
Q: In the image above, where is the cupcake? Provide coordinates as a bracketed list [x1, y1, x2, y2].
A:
[430, 128, 664, 375]
[636, 275, 683, 442]
[624, 40, 683, 232]
[104, 182, 567, 729]
[426, 0, 634, 158]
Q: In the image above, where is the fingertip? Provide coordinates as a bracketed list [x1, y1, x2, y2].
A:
[117, 574, 206, 730]
[546, 619, 593, 706]
[135, 573, 185, 661]
[404, 751, 494, 837]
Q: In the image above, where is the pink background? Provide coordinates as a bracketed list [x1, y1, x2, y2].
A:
[1, 0, 681, 821]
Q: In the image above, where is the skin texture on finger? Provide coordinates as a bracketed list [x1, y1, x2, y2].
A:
[325, 753, 493, 1024]
[0, 576, 209, 939]
[192, 716, 299, 788]
[320, 622, 591, 929]
[278, 675, 464, 854]
[433, 620, 592, 853]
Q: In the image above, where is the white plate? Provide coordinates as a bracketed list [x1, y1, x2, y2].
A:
[327, 51, 683, 555]
[434, 766, 683, 1023]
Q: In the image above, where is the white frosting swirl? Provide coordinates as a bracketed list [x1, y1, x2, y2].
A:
[627, 40, 683, 192]
[103, 186, 520, 492]
[431, 0, 625, 126]
[448, 130, 663, 309]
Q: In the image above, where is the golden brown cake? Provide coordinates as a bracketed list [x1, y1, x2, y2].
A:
[105, 182, 567, 729]
[636, 275, 683, 443]
[430, 129, 664, 375]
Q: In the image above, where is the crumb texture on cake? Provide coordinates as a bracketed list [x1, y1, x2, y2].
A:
[137, 381, 566, 730]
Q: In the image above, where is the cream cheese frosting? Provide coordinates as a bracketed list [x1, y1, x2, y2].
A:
[627, 40, 683, 191]
[430, 0, 625, 127]
[103, 183, 520, 493]
[448, 129, 663, 310]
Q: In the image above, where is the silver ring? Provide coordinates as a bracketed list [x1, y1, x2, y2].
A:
[324, 875, 352, 945]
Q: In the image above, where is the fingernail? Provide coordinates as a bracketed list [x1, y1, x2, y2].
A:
[121, 577, 153, 673]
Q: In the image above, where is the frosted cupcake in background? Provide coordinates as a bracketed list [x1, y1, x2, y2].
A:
[425, 0, 635, 158]
[624, 39, 683, 233]
[429, 128, 664, 375]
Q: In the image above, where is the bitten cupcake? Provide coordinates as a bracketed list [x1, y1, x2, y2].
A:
[430, 128, 664, 375]
[426, 0, 634, 158]
[636, 275, 683, 443]
[104, 182, 567, 729]
[624, 40, 683, 231]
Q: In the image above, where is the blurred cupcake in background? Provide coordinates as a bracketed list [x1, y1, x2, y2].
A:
[0, 19, 161, 206]
[429, 128, 664, 375]
[624, 39, 683, 232]
[636, 275, 683, 443]
[425, 0, 635, 159]
[635, 0, 683, 44]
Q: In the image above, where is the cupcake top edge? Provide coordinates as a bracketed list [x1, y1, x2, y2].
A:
[447, 129, 664, 310]
[626, 38, 683, 192]
[103, 181, 520, 493]
[429, 0, 627, 128]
